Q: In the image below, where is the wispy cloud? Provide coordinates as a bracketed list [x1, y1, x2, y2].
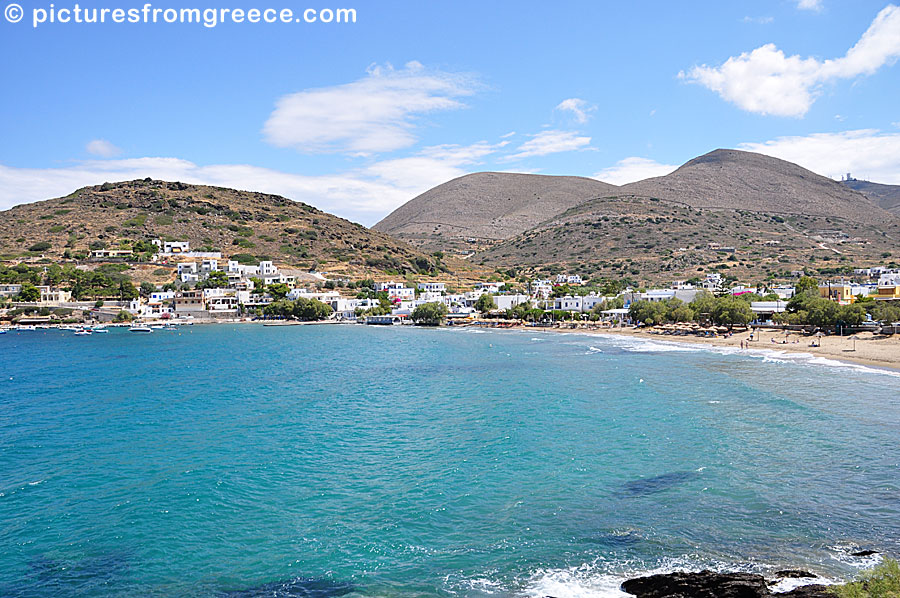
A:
[0, 141, 504, 225]
[555, 98, 596, 124]
[797, 0, 823, 11]
[263, 61, 479, 155]
[506, 130, 592, 160]
[681, 4, 900, 117]
[85, 139, 122, 158]
[594, 157, 678, 185]
[742, 15, 774, 24]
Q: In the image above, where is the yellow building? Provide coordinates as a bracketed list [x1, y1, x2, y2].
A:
[819, 283, 853, 303]
[876, 286, 900, 299]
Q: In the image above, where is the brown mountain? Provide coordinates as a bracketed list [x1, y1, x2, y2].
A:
[0, 179, 448, 277]
[372, 172, 618, 253]
[620, 149, 894, 225]
[472, 150, 900, 283]
[841, 179, 900, 215]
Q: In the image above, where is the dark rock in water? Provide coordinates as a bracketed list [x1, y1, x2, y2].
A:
[773, 570, 817, 579]
[621, 570, 769, 598]
[219, 577, 354, 598]
[850, 550, 878, 557]
[622, 471, 700, 496]
[775, 584, 832, 598]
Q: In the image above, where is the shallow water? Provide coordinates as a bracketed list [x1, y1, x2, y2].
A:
[1, 325, 897, 597]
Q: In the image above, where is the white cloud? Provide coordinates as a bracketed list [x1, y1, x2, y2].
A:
[85, 139, 122, 158]
[506, 130, 592, 160]
[555, 98, 596, 124]
[0, 141, 503, 226]
[681, 4, 900, 117]
[797, 0, 822, 11]
[739, 128, 900, 183]
[593, 157, 678, 185]
[743, 15, 774, 24]
[262, 61, 478, 155]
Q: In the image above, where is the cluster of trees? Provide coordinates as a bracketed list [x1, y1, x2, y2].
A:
[1, 263, 139, 301]
[627, 283, 900, 330]
[628, 291, 754, 328]
[411, 302, 448, 325]
[776, 289, 899, 327]
[262, 297, 333, 321]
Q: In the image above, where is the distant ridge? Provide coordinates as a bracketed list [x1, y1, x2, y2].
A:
[841, 179, 900, 215]
[372, 172, 617, 252]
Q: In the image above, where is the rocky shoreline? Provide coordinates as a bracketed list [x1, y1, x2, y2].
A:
[619, 570, 831, 598]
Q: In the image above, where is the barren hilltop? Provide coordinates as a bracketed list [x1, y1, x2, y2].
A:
[373, 172, 616, 253]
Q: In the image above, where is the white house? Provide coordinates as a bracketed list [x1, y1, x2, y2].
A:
[417, 282, 446, 293]
[163, 241, 190, 254]
[530, 279, 554, 299]
[554, 296, 583, 312]
[878, 273, 900, 287]
[474, 282, 502, 294]
[494, 294, 532, 311]
[177, 262, 199, 283]
[556, 274, 583, 285]
[701, 273, 723, 290]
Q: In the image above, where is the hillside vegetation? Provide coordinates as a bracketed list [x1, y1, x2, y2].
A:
[0, 179, 449, 278]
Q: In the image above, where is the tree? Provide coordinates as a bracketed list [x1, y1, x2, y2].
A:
[118, 281, 138, 301]
[113, 310, 134, 322]
[140, 281, 156, 297]
[689, 291, 717, 322]
[17, 283, 41, 302]
[197, 270, 229, 289]
[837, 303, 865, 327]
[710, 297, 752, 328]
[475, 293, 497, 314]
[293, 297, 332, 321]
[795, 276, 818, 295]
[267, 283, 290, 300]
[411, 301, 448, 325]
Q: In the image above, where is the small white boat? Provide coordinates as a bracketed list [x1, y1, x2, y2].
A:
[129, 326, 153, 333]
[0, 329, 8, 335]
[74, 329, 92, 336]
[91, 327, 109, 334]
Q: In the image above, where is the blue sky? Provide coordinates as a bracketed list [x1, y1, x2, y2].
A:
[1, 0, 899, 224]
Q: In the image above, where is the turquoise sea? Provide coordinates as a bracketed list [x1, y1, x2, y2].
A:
[1, 324, 898, 597]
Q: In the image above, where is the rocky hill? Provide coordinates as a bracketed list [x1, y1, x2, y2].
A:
[475, 193, 900, 283]
[373, 172, 617, 253]
[471, 150, 900, 283]
[842, 179, 900, 215]
[620, 149, 895, 225]
[0, 179, 447, 278]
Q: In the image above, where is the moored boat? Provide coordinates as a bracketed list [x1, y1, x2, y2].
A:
[129, 326, 153, 333]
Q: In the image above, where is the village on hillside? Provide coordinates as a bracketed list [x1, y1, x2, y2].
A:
[2, 236, 900, 335]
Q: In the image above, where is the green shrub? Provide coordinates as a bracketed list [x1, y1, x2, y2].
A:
[28, 241, 52, 252]
[832, 559, 900, 598]
[123, 214, 148, 227]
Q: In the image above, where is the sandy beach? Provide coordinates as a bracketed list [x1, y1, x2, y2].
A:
[529, 324, 900, 372]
